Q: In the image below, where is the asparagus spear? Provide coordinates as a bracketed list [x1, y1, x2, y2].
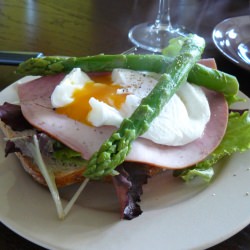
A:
[83, 34, 206, 180]
[188, 63, 238, 99]
[16, 54, 170, 76]
[16, 54, 238, 98]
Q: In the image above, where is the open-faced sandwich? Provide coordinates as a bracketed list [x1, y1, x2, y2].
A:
[1, 34, 250, 220]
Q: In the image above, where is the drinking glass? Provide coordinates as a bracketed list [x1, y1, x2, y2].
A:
[128, 0, 188, 52]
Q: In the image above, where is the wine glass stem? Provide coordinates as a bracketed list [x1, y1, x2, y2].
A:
[155, 0, 172, 29]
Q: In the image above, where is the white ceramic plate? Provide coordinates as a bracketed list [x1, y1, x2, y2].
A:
[1, 78, 250, 250]
[212, 15, 250, 71]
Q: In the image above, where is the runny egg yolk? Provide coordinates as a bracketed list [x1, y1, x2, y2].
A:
[55, 73, 128, 125]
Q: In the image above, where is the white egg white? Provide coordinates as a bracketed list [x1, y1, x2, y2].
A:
[51, 68, 91, 108]
[51, 68, 211, 147]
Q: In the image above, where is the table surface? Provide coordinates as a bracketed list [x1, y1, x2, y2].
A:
[0, 0, 250, 249]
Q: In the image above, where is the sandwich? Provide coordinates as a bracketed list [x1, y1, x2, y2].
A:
[1, 34, 250, 220]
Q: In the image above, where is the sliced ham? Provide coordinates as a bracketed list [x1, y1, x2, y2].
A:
[17, 59, 228, 169]
[127, 89, 228, 168]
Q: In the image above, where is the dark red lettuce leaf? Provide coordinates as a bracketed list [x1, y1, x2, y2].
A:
[5, 132, 54, 158]
[5, 140, 21, 157]
[0, 102, 33, 131]
[36, 133, 54, 156]
[112, 162, 150, 220]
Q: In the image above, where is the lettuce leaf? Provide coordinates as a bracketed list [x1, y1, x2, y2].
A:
[52, 141, 87, 165]
[0, 102, 33, 131]
[174, 111, 250, 182]
[112, 163, 150, 220]
[162, 37, 185, 57]
[173, 167, 214, 182]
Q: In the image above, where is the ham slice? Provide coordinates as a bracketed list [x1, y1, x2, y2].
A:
[17, 59, 228, 169]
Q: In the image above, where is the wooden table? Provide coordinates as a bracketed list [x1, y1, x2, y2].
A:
[0, 0, 250, 249]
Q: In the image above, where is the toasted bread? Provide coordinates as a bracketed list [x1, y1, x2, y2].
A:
[0, 120, 86, 187]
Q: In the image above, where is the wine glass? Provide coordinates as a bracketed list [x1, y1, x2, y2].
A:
[128, 0, 188, 52]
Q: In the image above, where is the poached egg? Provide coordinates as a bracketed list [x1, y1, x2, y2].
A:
[51, 68, 211, 146]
